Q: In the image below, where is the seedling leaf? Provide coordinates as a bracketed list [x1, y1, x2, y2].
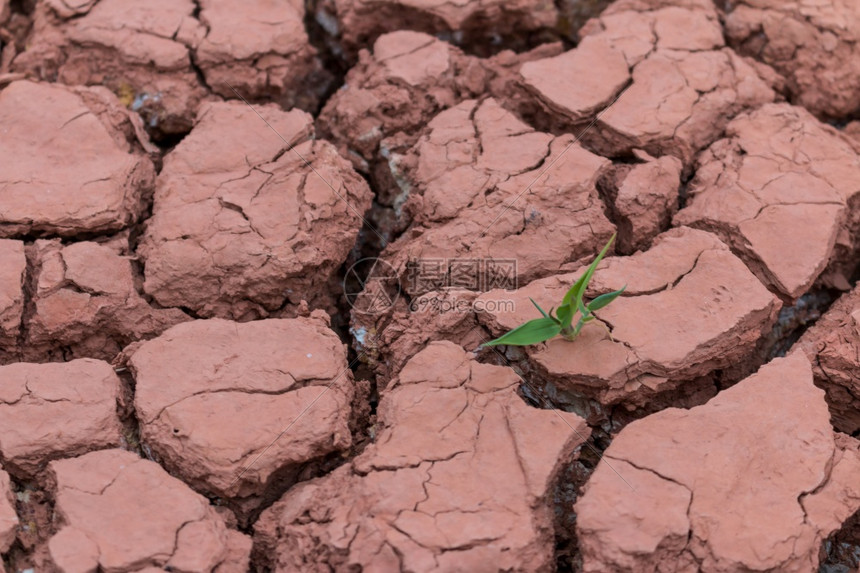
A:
[587, 286, 626, 312]
[483, 318, 562, 347]
[529, 297, 556, 322]
[572, 233, 617, 313]
[562, 274, 588, 308]
[557, 304, 574, 329]
[481, 233, 625, 348]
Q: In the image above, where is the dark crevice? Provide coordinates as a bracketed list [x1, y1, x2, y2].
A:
[303, 0, 350, 115]
[819, 509, 860, 572]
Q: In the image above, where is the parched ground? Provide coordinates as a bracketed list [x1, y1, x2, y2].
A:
[1, 0, 859, 572]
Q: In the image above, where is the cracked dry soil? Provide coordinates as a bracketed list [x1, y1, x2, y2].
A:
[1, 0, 860, 571]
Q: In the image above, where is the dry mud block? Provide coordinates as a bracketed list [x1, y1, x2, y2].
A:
[127, 317, 354, 518]
[255, 341, 589, 571]
[0, 80, 155, 237]
[138, 101, 372, 319]
[12, 0, 205, 136]
[318, 30, 562, 180]
[13, 0, 324, 136]
[0, 240, 25, 352]
[799, 286, 860, 435]
[379, 97, 616, 294]
[48, 449, 251, 573]
[575, 352, 860, 572]
[23, 240, 188, 362]
[676, 103, 860, 300]
[726, 0, 860, 120]
[0, 468, 16, 554]
[312, 0, 558, 60]
[0, 359, 122, 478]
[598, 151, 682, 254]
[350, 289, 488, 390]
[478, 227, 781, 418]
[195, 0, 327, 108]
[516, 0, 776, 165]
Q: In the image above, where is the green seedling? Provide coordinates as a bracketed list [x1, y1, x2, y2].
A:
[483, 233, 625, 347]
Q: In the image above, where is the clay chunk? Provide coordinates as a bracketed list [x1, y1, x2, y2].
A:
[477, 227, 781, 415]
[0, 359, 122, 477]
[799, 286, 860, 435]
[24, 240, 189, 362]
[599, 151, 682, 254]
[676, 103, 860, 300]
[0, 81, 155, 237]
[317, 30, 562, 180]
[518, 0, 775, 165]
[318, 31, 490, 176]
[0, 468, 15, 553]
[12, 0, 207, 136]
[575, 352, 860, 573]
[127, 317, 354, 517]
[0, 240, 25, 352]
[255, 341, 589, 572]
[195, 0, 326, 109]
[48, 449, 251, 573]
[312, 0, 558, 60]
[726, 0, 860, 120]
[138, 101, 372, 319]
[378, 97, 615, 295]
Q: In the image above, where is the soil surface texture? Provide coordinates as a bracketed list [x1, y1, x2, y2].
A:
[1, 0, 859, 571]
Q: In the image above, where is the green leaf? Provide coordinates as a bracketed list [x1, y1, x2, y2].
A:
[587, 286, 626, 312]
[529, 297, 557, 322]
[482, 318, 562, 347]
[561, 274, 588, 308]
[557, 303, 574, 329]
[572, 233, 617, 315]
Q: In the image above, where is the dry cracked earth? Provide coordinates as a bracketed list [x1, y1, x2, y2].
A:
[0, 0, 859, 571]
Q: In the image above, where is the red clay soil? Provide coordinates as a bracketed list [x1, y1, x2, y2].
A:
[515, 0, 778, 166]
[725, 0, 860, 121]
[478, 227, 781, 419]
[48, 449, 252, 572]
[0, 360, 122, 478]
[0, 80, 155, 237]
[138, 101, 372, 320]
[13, 0, 328, 137]
[255, 342, 589, 571]
[2, 0, 860, 571]
[311, 0, 560, 60]
[126, 316, 355, 522]
[800, 285, 860, 435]
[676, 103, 860, 300]
[576, 352, 860, 572]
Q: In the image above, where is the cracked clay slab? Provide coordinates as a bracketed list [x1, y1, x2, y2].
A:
[22, 239, 189, 363]
[0, 240, 25, 354]
[0, 81, 155, 237]
[0, 468, 15, 554]
[374, 97, 616, 296]
[255, 341, 589, 572]
[799, 285, 860, 435]
[312, 0, 558, 61]
[575, 351, 860, 572]
[0, 359, 122, 478]
[48, 449, 251, 573]
[675, 103, 860, 300]
[317, 30, 564, 182]
[725, 0, 860, 120]
[13, 0, 208, 136]
[127, 316, 354, 518]
[138, 101, 373, 319]
[517, 0, 776, 166]
[477, 227, 781, 415]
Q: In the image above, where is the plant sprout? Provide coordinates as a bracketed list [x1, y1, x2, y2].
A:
[483, 233, 625, 347]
